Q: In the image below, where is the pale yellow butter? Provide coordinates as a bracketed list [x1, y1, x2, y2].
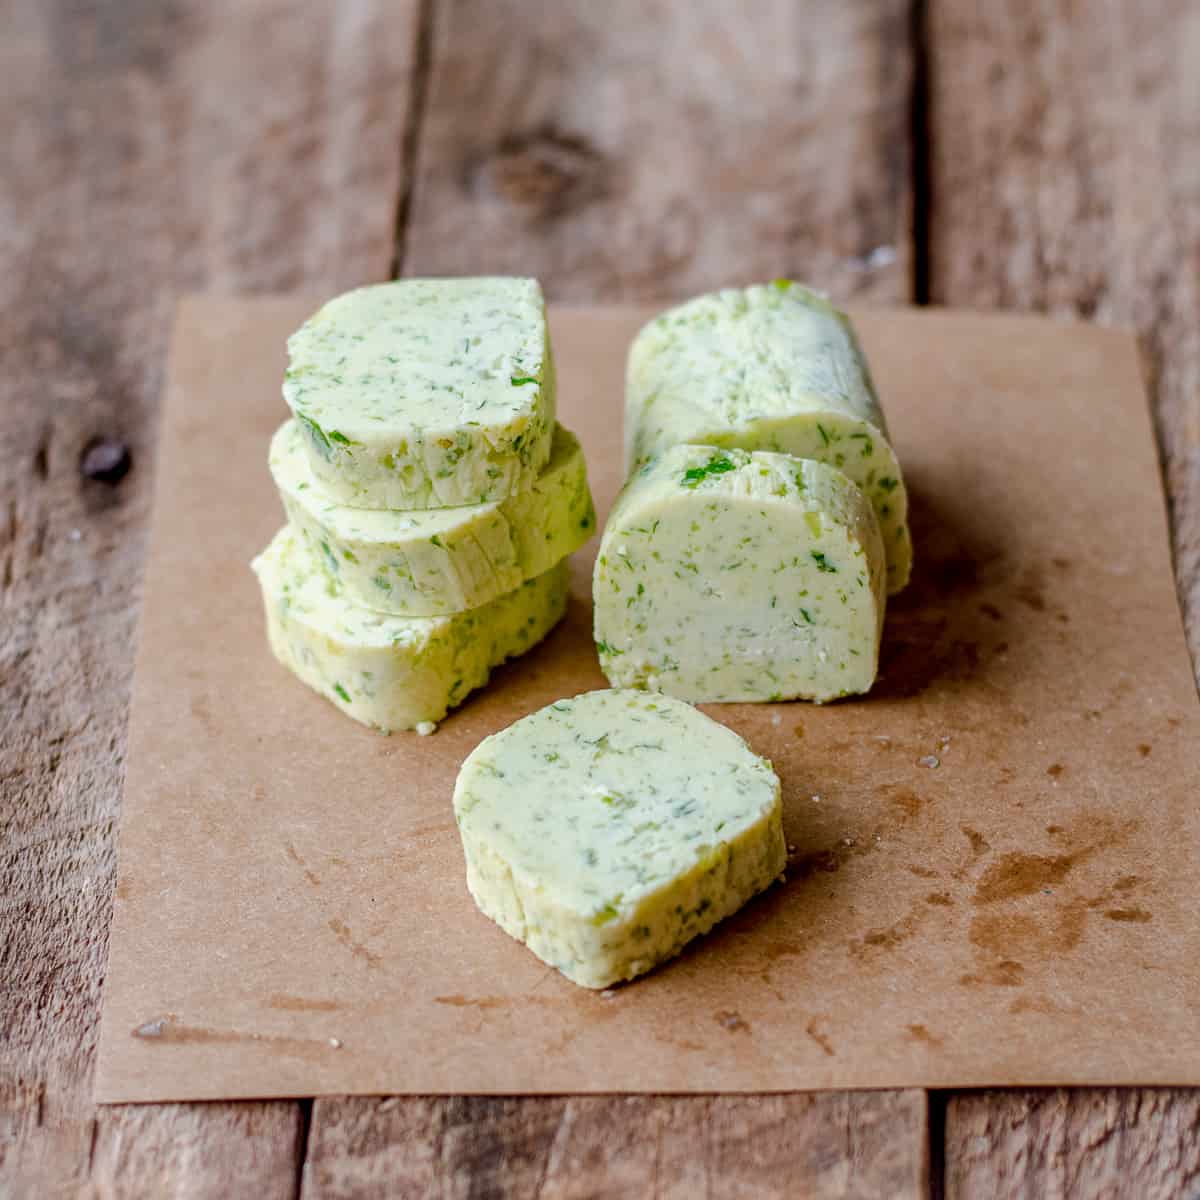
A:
[270, 420, 595, 616]
[626, 282, 911, 592]
[252, 527, 568, 732]
[285, 277, 555, 510]
[453, 689, 786, 989]
[593, 445, 886, 703]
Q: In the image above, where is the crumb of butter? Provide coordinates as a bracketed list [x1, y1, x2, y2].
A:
[416, 721, 437, 737]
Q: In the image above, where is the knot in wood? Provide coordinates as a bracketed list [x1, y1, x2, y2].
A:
[80, 437, 131, 484]
[481, 129, 604, 218]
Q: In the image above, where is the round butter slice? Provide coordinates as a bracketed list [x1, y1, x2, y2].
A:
[270, 420, 595, 616]
[594, 445, 886, 703]
[453, 688, 785, 989]
[284, 277, 556, 510]
[626, 281, 911, 593]
[252, 527, 568, 732]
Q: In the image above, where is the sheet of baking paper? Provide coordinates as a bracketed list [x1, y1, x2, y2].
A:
[95, 297, 1200, 1101]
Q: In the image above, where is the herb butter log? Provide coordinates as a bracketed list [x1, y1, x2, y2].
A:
[453, 689, 786, 988]
[594, 445, 886, 702]
[252, 527, 568, 733]
[284, 277, 556, 510]
[270, 420, 595, 616]
[626, 282, 912, 593]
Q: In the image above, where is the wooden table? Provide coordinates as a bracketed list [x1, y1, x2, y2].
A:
[3, 1, 1198, 1195]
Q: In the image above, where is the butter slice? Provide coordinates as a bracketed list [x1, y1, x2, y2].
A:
[453, 689, 785, 989]
[271, 420, 595, 616]
[626, 282, 911, 592]
[284, 278, 556, 509]
[594, 445, 886, 703]
[252, 527, 568, 732]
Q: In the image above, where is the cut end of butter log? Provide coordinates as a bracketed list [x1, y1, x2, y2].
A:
[453, 689, 786, 989]
[594, 445, 886, 703]
[271, 419, 595, 617]
[284, 277, 556, 510]
[626, 280, 912, 593]
[252, 526, 568, 732]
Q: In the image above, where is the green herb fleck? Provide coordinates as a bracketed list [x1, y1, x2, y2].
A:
[811, 551, 837, 573]
[510, 375, 537, 386]
[681, 456, 736, 488]
[333, 683, 351, 703]
[327, 430, 354, 445]
[599, 792, 635, 811]
[298, 413, 332, 460]
[590, 903, 620, 927]
[878, 476, 899, 493]
[816, 423, 832, 447]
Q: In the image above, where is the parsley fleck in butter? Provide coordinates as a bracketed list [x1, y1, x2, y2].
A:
[252, 527, 568, 732]
[593, 445, 886, 703]
[284, 277, 556, 509]
[271, 420, 595, 616]
[626, 281, 912, 592]
[453, 689, 785, 988]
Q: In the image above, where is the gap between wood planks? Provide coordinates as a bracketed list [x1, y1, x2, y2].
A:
[908, 0, 932, 304]
[390, 0, 437, 280]
[294, 1100, 314, 1200]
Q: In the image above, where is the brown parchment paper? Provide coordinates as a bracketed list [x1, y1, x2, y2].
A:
[95, 297, 1200, 1103]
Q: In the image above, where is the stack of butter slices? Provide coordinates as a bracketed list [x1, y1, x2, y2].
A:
[594, 281, 909, 703]
[253, 277, 595, 733]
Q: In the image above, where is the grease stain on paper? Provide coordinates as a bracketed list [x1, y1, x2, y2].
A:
[284, 841, 322, 888]
[328, 918, 381, 968]
[960, 960, 1025, 988]
[715, 1010, 750, 1034]
[268, 994, 341, 1013]
[1104, 907, 1152, 923]
[131, 1015, 335, 1056]
[805, 1017, 835, 1057]
[906, 1024, 943, 1047]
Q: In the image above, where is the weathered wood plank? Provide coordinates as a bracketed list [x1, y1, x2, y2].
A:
[0, 1, 416, 1194]
[944, 1090, 1200, 1200]
[84, 1104, 310, 1200]
[401, 0, 914, 304]
[927, 0, 1200, 666]
[304, 1094, 929, 1199]
[927, 1, 1200, 1194]
[304, 1, 925, 1195]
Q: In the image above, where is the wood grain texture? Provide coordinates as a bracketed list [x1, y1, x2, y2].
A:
[401, 0, 914, 303]
[304, 1093, 929, 1199]
[944, 1090, 1200, 1200]
[927, 0, 1200, 667]
[300, 1, 926, 1196]
[9, 0, 1198, 1192]
[927, 1, 1200, 1195]
[0, 1, 415, 1194]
